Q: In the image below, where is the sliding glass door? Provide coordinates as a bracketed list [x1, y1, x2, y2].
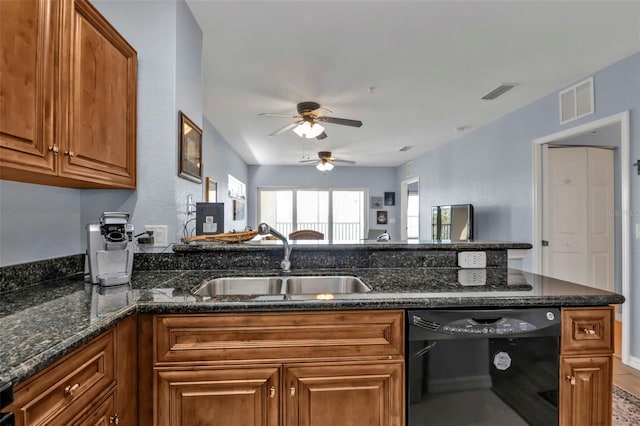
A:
[258, 188, 366, 241]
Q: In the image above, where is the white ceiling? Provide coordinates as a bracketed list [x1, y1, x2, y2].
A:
[186, 0, 640, 167]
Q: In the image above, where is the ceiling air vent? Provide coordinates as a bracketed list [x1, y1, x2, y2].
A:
[481, 83, 518, 100]
[559, 76, 594, 124]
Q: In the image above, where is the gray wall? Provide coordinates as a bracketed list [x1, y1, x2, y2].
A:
[400, 52, 639, 356]
[200, 119, 249, 233]
[0, 182, 83, 265]
[247, 165, 399, 237]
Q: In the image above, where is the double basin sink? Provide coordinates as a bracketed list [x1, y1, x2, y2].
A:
[194, 275, 371, 297]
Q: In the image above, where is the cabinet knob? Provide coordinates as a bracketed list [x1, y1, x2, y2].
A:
[565, 375, 576, 385]
[269, 386, 276, 398]
[64, 383, 80, 396]
[109, 413, 120, 425]
[48, 145, 59, 154]
[64, 151, 75, 157]
[290, 386, 296, 397]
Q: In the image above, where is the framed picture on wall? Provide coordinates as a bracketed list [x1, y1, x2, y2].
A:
[384, 192, 395, 206]
[370, 196, 383, 209]
[376, 210, 388, 225]
[233, 200, 245, 221]
[178, 111, 202, 183]
[206, 177, 217, 202]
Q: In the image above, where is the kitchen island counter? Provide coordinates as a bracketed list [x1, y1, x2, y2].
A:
[0, 266, 623, 386]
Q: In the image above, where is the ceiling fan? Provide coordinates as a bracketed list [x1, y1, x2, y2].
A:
[259, 101, 363, 140]
[299, 151, 356, 171]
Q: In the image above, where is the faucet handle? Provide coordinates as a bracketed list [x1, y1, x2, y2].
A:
[258, 223, 271, 235]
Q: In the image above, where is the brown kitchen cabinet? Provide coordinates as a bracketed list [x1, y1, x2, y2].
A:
[0, 0, 137, 189]
[6, 314, 137, 426]
[72, 390, 117, 426]
[157, 367, 280, 426]
[141, 310, 405, 426]
[284, 361, 403, 426]
[559, 306, 614, 426]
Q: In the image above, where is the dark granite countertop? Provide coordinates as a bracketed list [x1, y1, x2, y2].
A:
[0, 266, 623, 386]
[173, 239, 533, 252]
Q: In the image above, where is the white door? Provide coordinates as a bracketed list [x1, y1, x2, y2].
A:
[542, 147, 614, 290]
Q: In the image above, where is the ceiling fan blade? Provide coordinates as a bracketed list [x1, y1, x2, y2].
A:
[268, 121, 298, 136]
[316, 116, 363, 127]
[259, 113, 301, 118]
[316, 131, 328, 140]
[333, 159, 356, 164]
[298, 159, 318, 163]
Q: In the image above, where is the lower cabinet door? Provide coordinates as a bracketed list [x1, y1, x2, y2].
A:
[560, 356, 612, 426]
[156, 366, 280, 426]
[284, 361, 404, 426]
[72, 391, 116, 426]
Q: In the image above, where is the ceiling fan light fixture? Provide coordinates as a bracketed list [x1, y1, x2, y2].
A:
[293, 121, 325, 138]
[316, 161, 334, 172]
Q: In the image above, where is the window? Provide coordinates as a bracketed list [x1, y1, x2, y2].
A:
[258, 188, 366, 241]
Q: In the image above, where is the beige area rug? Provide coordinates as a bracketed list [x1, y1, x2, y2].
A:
[613, 385, 640, 425]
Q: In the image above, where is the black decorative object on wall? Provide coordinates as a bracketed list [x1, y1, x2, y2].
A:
[634, 160, 639, 175]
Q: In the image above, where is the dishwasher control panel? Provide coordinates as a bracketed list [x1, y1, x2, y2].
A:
[409, 308, 561, 339]
[441, 317, 536, 335]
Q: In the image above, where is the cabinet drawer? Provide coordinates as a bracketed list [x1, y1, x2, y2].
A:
[154, 310, 404, 365]
[10, 330, 116, 425]
[561, 307, 613, 355]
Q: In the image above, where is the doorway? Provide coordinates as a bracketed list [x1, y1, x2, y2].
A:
[532, 111, 632, 366]
[401, 177, 420, 240]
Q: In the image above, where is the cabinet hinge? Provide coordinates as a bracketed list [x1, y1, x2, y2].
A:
[542, 240, 549, 247]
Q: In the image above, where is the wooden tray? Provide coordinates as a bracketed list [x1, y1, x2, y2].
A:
[181, 230, 258, 243]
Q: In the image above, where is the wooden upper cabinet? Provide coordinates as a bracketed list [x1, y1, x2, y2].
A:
[0, 0, 57, 177]
[0, 0, 137, 188]
[58, 0, 137, 187]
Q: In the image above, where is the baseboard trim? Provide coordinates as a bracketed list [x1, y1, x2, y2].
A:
[627, 355, 640, 371]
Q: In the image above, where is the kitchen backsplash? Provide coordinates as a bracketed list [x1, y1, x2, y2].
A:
[0, 255, 84, 294]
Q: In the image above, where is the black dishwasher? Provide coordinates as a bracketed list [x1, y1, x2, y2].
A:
[407, 308, 561, 426]
[0, 381, 14, 426]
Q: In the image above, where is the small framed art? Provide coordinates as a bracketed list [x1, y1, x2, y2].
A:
[178, 111, 202, 182]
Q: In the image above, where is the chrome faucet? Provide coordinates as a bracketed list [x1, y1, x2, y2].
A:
[257, 223, 291, 272]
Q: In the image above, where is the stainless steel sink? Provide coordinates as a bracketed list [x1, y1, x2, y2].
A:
[193, 275, 371, 297]
[284, 276, 371, 294]
[194, 276, 283, 296]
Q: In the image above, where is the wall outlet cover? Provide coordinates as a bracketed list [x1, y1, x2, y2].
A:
[458, 269, 487, 286]
[458, 251, 487, 268]
[145, 225, 168, 247]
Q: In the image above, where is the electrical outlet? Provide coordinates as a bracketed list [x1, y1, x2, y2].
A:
[145, 225, 168, 247]
[458, 251, 487, 268]
[458, 269, 487, 286]
[187, 195, 196, 215]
